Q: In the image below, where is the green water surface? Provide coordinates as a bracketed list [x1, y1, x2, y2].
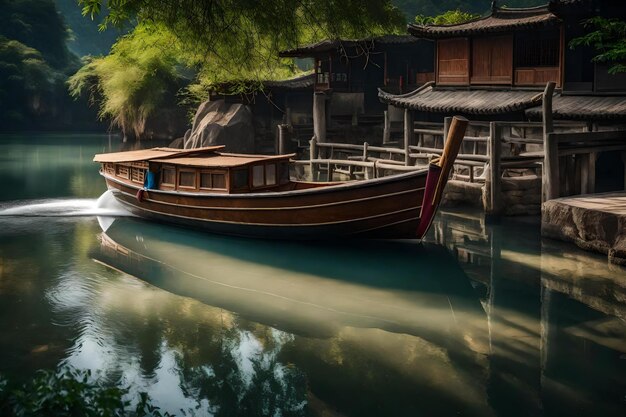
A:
[0, 134, 624, 417]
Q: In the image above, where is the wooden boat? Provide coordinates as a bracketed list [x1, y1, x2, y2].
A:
[94, 117, 468, 239]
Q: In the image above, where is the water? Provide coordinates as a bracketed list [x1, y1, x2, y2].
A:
[0, 133, 624, 416]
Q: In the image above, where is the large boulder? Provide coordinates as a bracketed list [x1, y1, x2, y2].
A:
[182, 99, 255, 153]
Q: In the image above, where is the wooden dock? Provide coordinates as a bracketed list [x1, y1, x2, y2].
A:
[542, 193, 626, 265]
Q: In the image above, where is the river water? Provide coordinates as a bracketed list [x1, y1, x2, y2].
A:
[0, 133, 624, 416]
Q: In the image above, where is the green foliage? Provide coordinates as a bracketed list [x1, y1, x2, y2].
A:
[415, 9, 480, 25]
[393, 0, 545, 21]
[0, 367, 170, 417]
[70, 1, 405, 136]
[0, 37, 60, 126]
[68, 23, 189, 138]
[77, 0, 405, 67]
[0, 0, 75, 70]
[570, 17, 626, 74]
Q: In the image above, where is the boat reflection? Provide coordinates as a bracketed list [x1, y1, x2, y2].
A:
[91, 216, 494, 416]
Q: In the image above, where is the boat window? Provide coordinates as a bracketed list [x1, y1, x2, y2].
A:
[131, 168, 145, 184]
[116, 165, 129, 179]
[104, 163, 115, 175]
[179, 170, 196, 188]
[252, 165, 264, 187]
[199, 172, 227, 190]
[232, 168, 248, 189]
[162, 167, 176, 185]
[212, 173, 226, 189]
[279, 161, 289, 184]
[265, 164, 276, 186]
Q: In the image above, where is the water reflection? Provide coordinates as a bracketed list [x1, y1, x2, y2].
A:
[431, 209, 626, 417]
[84, 217, 493, 416]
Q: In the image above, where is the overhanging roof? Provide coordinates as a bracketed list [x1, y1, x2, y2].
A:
[526, 95, 626, 120]
[93, 147, 225, 163]
[408, 5, 559, 39]
[379, 84, 543, 115]
[280, 35, 421, 58]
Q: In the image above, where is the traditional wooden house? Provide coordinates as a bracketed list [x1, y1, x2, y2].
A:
[279, 35, 435, 143]
[379, 0, 626, 124]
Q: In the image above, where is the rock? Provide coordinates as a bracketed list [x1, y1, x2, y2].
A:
[542, 192, 626, 265]
[184, 99, 255, 153]
[168, 137, 184, 149]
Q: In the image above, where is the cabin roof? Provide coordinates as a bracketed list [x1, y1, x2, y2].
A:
[408, 5, 559, 39]
[378, 84, 543, 115]
[279, 35, 420, 58]
[525, 94, 626, 121]
[93, 146, 225, 163]
[151, 153, 295, 168]
[210, 73, 315, 94]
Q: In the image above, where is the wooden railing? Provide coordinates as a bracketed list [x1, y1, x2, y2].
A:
[544, 130, 626, 200]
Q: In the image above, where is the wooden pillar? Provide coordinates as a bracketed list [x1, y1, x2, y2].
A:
[487, 122, 502, 216]
[383, 110, 391, 144]
[404, 109, 414, 166]
[277, 124, 289, 155]
[313, 92, 327, 143]
[542, 82, 558, 201]
[622, 151, 626, 191]
[443, 116, 452, 148]
[309, 136, 318, 181]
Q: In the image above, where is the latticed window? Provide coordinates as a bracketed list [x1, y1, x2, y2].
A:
[515, 32, 559, 67]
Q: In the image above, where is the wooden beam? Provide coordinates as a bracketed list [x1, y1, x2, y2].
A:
[313, 92, 327, 143]
[545, 132, 560, 200]
[383, 110, 390, 144]
[543, 81, 558, 201]
[277, 124, 289, 155]
[404, 109, 415, 166]
[487, 122, 502, 215]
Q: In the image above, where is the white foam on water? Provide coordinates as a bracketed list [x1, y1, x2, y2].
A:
[0, 191, 133, 218]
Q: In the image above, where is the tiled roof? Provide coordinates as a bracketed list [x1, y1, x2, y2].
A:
[378, 84, 543, 115]
[408, 5, 559, 39]
[279, 35, 421, 57]
[526, 94, 626, 120]
[263, 73, 315, 90]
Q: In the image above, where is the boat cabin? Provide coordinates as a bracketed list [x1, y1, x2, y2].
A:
[94, 147, 294, 194]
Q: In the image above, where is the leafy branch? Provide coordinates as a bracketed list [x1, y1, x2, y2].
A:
[569, 17, 626, 74]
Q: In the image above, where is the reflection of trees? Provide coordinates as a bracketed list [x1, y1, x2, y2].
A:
[183, 325, 307, 417]
[44, 235, 308, 416]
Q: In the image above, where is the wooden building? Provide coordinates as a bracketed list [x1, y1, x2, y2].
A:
[280, 35, 435, 143]
[380, 0, 626, 123]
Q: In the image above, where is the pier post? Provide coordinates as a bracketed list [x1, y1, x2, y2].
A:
[383, 111, 391, 144]
[310, 136, 318, 181]
[443, 116, 452, 148]
[277, 124, 289, 155]
[313, 92, 327, 143]
[404, 109, 414, 166]
[542, 82, 558, 201]
[487, 122, 502, 216]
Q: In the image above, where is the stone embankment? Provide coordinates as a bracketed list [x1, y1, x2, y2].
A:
[542, 193, 626, 265]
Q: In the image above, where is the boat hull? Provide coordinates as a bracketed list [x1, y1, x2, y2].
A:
[104, 170, 428, 239]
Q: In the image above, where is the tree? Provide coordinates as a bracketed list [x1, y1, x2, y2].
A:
[414, 9, 480, 26]
[570, 17, 626, 74]
[77, 0, 406, 67]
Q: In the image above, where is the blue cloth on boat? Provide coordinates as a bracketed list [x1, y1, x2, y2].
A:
[145, 171, 157, 189]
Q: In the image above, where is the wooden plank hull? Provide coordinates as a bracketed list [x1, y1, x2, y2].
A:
[104, 170, 429, 239]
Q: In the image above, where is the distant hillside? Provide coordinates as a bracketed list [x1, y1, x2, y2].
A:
[54, 0, 126, 56]
[392, 0, 547, 21]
